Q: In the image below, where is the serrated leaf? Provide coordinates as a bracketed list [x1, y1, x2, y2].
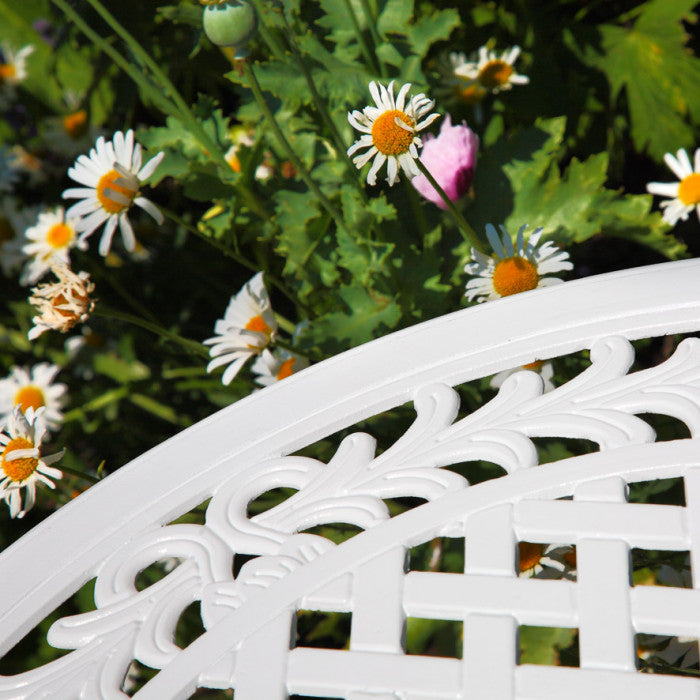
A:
[581, 0, 700, 158]
[406, 9, 460, 56]
[377, 0, 414, 36]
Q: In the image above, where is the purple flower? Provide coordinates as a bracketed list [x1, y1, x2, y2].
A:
[411, 114, 479, 209]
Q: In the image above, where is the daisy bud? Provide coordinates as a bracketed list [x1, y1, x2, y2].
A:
[28, 264, 95, 340]
[411, 114, 479, 209]
[201, 0, 257, 55]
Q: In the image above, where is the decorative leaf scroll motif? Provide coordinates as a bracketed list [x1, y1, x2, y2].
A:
[5, 336, 700, 696]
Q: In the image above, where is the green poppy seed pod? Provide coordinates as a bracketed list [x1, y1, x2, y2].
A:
[202, 0, 257, 52]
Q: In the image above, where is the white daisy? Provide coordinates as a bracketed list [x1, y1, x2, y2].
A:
[20, 207, 85, 286]
[204, 272, 278, 385]
[62, 129, 165, 256]
[0, 363, 67, 432]
[453, 45, 529, 94]
[518, 542, 575, 580]
[0, 405, 64, 519]
[347, 80, 440, 186]
[28, 265, 95, 340]
[646, 148, 700, 226]
[251, 348, 309, 387]
[0, 43, 34, 93]
[465, 224, 572, 303]
[490, 360, 555, 393]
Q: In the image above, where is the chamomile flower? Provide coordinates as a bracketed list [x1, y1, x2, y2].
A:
[0, 405, 64, 519]
[20, 207, 85, 286]
[518, 542, 576, 580]
[0, 364, 67, 432]
[347, 80, 440, 186]
[490, 360, 555, 393]
[646, 148, 700, 226]
[62, 129, 165, 256]
[453, 45, 529, 94]
[204, 272, 278, 385]
[28, 265, 95, 340]
[251, 348, 309, 387]
[465, 224, 572, 303]
[0, 43, 34, 94]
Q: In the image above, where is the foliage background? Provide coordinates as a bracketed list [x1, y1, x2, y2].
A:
[0, 0, 698, 689]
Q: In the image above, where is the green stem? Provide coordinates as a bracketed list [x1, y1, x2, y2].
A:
[159, 204, 303, 312]
[71, 0, 269, 222]
[276, 11, 358, 179]
[94, 306, 209, 358]
[356, 0, 387, 77]
[49, 0, 174, 117]
[340, 0, 381, 75]
[243, 61, 348, 233]
[274, 313, 297, 335]
[415, 160, 484, 252]
[60, 465, 101, 484]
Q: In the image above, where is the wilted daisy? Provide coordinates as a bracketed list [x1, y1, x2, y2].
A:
[465, 224, 572, 303]
[28, 265, 95, 340]
[0, 405, 64, 519]
[204, 272, 278, 385]
[453, 45, 529, 94]
[0, 364, 67, 431]
[251, 348, 309, 387]
[62, 129, 165, 256]
[646, 148, 700, 226]
[20, 207, 85, 286]
[347, 80, 440, 186]
[0, 43, 34, 93]
[490, 360, 555, 393]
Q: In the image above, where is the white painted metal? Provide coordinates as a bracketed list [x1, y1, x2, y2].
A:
[2, 259, 700, 698]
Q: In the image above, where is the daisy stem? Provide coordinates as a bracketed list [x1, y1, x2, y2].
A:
[276, 11, 360, 179]
[356, 0, 388, 78]
[158, 204, 304, 313]
[274, 313, 298, 336]
[94, 306, 209, 359]
[243, 61, 348, 233]
[49, 0, 174, 118]
[60, 465, 100, 485]
[340, 0, 381, 76]
[73, 0, 270, 222]
[415, 160, 485, 252]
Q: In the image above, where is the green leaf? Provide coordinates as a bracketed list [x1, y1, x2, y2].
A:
[93, 354, 151, 383]
[580, 0, 700, 158]
[377, 0, 414, 36]
[305, 285, 401, 350]
[520, 626, 577, 665]
[406, 9, 460, 57]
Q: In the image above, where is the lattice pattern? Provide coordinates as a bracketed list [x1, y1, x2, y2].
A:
[2, 261, 700, 699]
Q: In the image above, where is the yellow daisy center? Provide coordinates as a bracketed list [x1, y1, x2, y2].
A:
[226, 152, 242, 173]
[492, 256, 539, 297]
[96, 169, 136, 215]
[14, 385, 46, 412]
[0, 63, 16, 83]
[245, 314, 271, 336]
[0, 216, 14, 244]
[62, 110, 88, 139]
[523, 360, 544, 371]
[372, 109, 415, 156]
[678, 173, 700, 206]
[478, 59, 514, 89]
[2, 436, 38, 482]
[276, 358, 296, 381]
[455, 83, 487, 105]
[46, 223, 74, 249]
[518, 542, 544, 573]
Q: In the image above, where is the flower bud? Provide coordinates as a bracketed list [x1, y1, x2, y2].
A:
[202, 0, 257, 54]
[411, 114, 479, 209]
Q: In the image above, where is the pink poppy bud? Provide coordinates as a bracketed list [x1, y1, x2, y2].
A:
[411, 114, 479, 209]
